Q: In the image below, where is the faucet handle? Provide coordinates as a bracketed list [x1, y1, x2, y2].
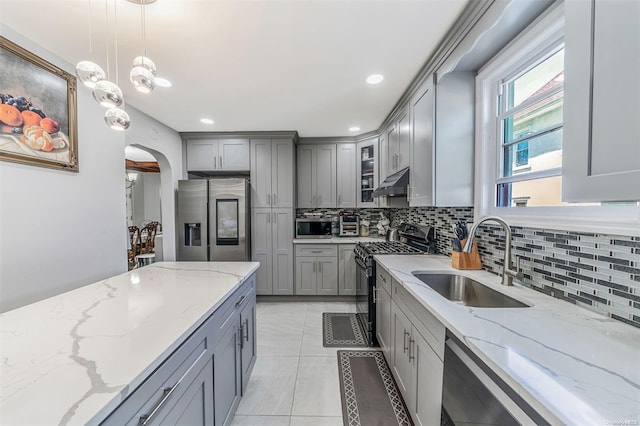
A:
[515, 256, 524, 281]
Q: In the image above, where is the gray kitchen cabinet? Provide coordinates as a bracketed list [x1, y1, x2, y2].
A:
[385, 107, 411, 175]
[102, 275, 257, 426]
[250, 139, 294, 208]
[336, 144, 357, 208]
[409, 73, 474, 207]
[297, 144, 337, 208]
[338, 244, 356, 295]
[294, 244, 338, 295]
[186, 139, 249, 172]
[391, 301, 412, 396]
[356, 139, 379, 208]
[563, 0, 640, 202]
[410, 329, 444, 426]
[385, 123, 398, 176]
[375, 267, 392, 359]
[251, 208, 294, 295]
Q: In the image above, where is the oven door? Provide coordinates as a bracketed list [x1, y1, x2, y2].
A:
[355, 257, 374, 346]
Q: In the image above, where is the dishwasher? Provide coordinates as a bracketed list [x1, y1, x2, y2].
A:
[442, 332, 550, 426]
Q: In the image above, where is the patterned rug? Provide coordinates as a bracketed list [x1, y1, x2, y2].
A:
[322, 313, 368, 347]
[337, 350, 455, 426]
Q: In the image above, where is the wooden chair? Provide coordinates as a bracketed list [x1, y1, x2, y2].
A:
[140, 222, 159, 254]
[128, 226, 141, 270]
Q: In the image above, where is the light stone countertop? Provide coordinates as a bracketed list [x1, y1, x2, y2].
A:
[0, 261, 260, 426]
[293, 236, 384, 244]
[374, 254, 640, 425]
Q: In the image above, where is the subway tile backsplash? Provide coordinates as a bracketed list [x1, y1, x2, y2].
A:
[389, 207, 640, 329]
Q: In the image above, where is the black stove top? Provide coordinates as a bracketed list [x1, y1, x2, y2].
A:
[357, 241, 425, 255]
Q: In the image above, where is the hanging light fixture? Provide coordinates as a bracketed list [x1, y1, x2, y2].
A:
[103, 0, 130, 130]
[92, 0, 126, 111]
[128, 0, 157, 93]
[76, 0, 106, 88]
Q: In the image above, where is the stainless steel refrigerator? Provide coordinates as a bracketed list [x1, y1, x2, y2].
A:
[177, 178, 250, 261]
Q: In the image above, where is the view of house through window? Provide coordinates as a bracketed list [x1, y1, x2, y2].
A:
[497, 46, 569, 207]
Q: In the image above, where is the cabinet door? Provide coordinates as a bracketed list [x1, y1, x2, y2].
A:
[315, 144, 337, 208]
[251, 209, 273, 295]
[219, 139, 250, 170]
[376, 286, 391, 361]
[377, 134, 389, 207]
[357, 139, 378, 208]
[240, 297, 256, 393]
[338, 244, 356, 295]
[391, 302, 412, 397]
[386, 124, 398, 173]
[297, 145, 315, 208]
[272, 208, 294, 295]
[317, 257, 338, 295]
[336, 144, 357, 208]
[156, 358, 214, 426]
[409, 79, 434, 207]
[186, 140, 217, 171]
[410, 329, 443, 426]
[250, 139, 272, 208]
[563, 0, 640, 202]
[272, 139, 295, 208]
[214, 323, 242, 426]
[295, 256, 317, 295]
[397, 108, 411, 170]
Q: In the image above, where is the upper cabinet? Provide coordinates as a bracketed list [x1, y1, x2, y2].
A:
[408, 73, 474, 207]
[357, 139, 379, 208]
[250, 139, 294, 208]
[563, 0, 640, 202]
[297, 144, 337, 208]
[186, 139, 250, 172]
[384, 107, 411, 178]
[336, 144, 357, 208]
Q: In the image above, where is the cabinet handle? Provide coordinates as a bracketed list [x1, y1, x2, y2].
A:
[213, 156, 217, 169]
[244, 319, 249, 342]
[403, 330, 409, 353]
[220, 155, 223, 168]
[273, 193, 277, 205]
[338, 194, 342, 205]
[273, 212, 277, 224]
[267, 212, 270, 224]
[139, 383, 181, 426]
[311, 250, 322, 253]
[373, 287, 378, 303]
[409, 338, 415, 362]
[235, 295, 246, 308]
[318, 261, 322, 273]
[238, 325, 244, 349]
[267, 194, 271, 205]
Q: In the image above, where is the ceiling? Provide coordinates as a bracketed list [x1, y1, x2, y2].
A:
[1, 0, 469, 137]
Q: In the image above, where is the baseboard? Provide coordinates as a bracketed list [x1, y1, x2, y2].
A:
[257, 295, 355, 303]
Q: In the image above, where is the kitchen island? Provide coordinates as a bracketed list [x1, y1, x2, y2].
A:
[0, 261, 259, 425]
[374, 254, 640, 425]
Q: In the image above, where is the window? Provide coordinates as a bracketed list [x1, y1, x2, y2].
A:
[475, 4, 639, 236]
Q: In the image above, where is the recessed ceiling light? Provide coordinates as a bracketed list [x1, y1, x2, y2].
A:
[366, 74, 384, 85]
[154, 77, 172, 88]
[200, 118, 214, 125]
[349, 126, 360, 132]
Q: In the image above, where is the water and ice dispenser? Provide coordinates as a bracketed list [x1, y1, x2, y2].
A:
[184, 223, 202, 246]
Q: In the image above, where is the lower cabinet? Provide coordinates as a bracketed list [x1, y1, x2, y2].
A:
[375, 283, 392, 360]
[101, 274, 257, 426]
[338, 244, 357, 295]
[294, 243, 357, 296]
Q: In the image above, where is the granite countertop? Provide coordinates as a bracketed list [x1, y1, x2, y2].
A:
[0, 261, 260, 426]
[293, 236, 385, 244]
[373, 254, 640, 425]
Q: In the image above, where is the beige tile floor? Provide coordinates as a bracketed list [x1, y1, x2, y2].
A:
[232, 301, 362, 426]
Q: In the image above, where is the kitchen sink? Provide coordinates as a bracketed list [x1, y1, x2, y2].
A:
[412, 272, 530, 308]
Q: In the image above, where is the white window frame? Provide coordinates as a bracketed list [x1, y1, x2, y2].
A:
[475, 3, 640, 237]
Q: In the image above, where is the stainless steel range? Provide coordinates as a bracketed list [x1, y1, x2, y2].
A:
[355, 223, 435, 346]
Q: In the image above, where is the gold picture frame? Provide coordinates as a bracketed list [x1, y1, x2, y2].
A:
[0, 36, 78, 172]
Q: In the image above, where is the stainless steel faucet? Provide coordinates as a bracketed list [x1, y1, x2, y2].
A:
[462, 215, 523, 286]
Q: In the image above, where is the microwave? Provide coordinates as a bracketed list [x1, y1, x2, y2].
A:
[295, 218, 332, 239]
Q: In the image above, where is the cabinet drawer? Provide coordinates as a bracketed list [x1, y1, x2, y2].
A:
[102, 318, 212, 425]
[376, 266, 391, 295]
[295, 244, 337, 257]
[392, 278, 445, 360]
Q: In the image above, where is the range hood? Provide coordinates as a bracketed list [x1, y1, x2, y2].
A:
[373, 167, 409, 197]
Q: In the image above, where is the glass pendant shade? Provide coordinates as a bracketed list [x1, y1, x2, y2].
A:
[75, 61, 106, 88]
[92, 80, 124, 108]
[129, 66, 156, 93]
[133, 56, 157, 76]
[105, 107, 131, 130]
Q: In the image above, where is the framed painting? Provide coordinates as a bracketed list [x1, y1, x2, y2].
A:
[0, 36, 78, 172]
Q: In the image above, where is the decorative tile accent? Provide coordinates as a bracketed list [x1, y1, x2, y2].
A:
[387, 207, 640, 328]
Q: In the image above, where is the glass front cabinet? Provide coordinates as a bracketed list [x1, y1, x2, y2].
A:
[357, 138, 379, 208]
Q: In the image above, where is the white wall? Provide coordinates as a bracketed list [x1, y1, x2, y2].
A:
[0, 28, 183, 312]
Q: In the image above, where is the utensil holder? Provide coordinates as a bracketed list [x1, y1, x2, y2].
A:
[451, 239, 482, 270]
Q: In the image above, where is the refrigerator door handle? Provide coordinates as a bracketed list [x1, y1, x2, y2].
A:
[220, 155, 223, 168]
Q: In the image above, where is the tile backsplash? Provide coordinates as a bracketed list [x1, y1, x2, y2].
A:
[389, 207, 640, 328]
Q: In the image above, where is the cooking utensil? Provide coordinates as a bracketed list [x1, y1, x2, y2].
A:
[452, 238, 462, 252]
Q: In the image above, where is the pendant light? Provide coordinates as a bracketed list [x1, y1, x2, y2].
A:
[76, 0, 106, 88]
[129, 0, 157, 93]
[103, 0, 130, 130]
[92, 0, 125, 109]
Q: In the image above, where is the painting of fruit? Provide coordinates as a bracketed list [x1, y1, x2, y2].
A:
[0, 36, 77, 172]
